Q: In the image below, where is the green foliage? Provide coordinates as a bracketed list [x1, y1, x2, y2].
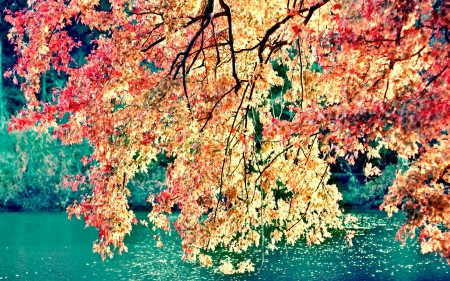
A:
[127, 157, 167, 210]
[334, 161, 409, 208]
[0, 123, 90, 210]
[0, 122, 167, 211]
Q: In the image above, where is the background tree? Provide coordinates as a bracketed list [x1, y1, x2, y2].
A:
[5, 0, 450, 273]
[1, 0, 27, 118]
[1, 14, 4, 122]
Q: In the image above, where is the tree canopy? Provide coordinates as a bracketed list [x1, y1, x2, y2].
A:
[5, 0, 450, 273]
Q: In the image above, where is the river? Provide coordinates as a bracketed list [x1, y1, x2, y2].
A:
[0, 210, 449, 280]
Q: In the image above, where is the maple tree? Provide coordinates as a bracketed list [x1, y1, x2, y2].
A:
[4, 0, 450, 273]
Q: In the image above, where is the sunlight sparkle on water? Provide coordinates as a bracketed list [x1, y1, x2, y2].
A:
[0, 210, 449, 280]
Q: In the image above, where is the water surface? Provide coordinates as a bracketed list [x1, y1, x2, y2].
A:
[0, 210, 449, 280]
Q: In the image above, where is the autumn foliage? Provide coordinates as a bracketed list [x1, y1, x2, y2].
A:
[5, 0, 450, 272]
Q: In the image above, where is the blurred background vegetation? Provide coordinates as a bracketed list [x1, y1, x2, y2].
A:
[0, 125, 167, 211]
[0, 0, 401, 211]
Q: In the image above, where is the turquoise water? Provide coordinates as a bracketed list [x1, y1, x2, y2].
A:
[0, 210, 449, 280]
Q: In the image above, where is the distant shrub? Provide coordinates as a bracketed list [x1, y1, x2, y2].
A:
[5, 119, 409, 211]
[0, 123, 89, 210]
[0, 122, 167, 211]
[127, 162, 166, 210]
[334, 160, 409, 209]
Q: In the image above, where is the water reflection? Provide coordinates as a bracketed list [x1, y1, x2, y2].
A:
[0, 210, 448, 280]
